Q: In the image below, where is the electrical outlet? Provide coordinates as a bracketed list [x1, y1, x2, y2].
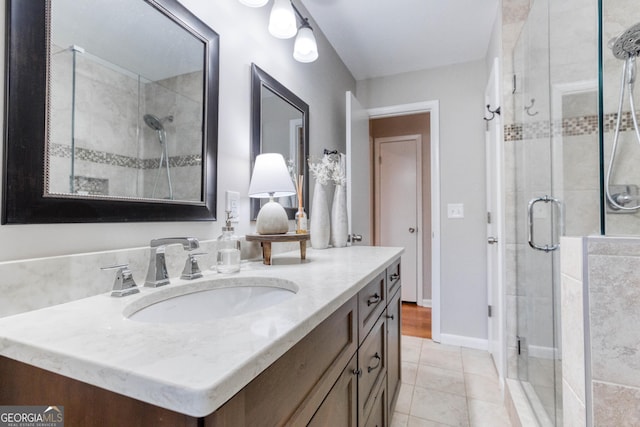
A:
[447, 203, 464, 219]
[225, 190, 240, 222]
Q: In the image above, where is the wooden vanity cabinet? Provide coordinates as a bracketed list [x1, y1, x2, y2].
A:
[0, 258, 402, 427]
[206, 296, 358, 426]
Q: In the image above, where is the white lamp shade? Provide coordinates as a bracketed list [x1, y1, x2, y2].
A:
[238, 0, 268, 7]
[268, 0, 297, 39]
[249, 153, 296, 198]
[294, 25, 318, 63]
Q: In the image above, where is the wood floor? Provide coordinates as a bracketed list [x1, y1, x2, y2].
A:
[401, 302, 432, 339]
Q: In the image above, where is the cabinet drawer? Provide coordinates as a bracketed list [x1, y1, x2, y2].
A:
[363, 374, 387, 427]
[386, 258, 401, 299]
[358, 313, 386, 425]
[358, 271, 386, 343]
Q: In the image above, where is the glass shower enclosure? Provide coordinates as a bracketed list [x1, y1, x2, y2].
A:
[510, 0, 600, 425]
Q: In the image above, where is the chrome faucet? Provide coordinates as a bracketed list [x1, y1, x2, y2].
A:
[101, 264, 140, 297]
[145, 237, 200, 287]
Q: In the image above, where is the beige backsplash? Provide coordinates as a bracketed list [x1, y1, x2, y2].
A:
[0, 237, 304, 318]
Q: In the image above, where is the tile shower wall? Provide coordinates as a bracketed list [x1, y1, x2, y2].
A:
[560, 236, 640, 426]
[49, 44, 202, 200]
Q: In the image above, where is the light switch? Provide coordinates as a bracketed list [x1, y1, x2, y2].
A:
[447, 203, 464, 219]
[225, 190, 240, 222]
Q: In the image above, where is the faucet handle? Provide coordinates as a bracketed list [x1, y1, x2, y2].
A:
[101, 264, 140, 297]
[181, 252, 206, 280]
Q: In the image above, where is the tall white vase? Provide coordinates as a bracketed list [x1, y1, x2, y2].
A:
[310, 183, 330, 249]
[331, 184, 348, 247]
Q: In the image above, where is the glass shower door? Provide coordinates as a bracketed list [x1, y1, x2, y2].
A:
[512, 0, 563, 424]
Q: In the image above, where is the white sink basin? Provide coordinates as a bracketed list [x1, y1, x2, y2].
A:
[124, 277, 298, 324]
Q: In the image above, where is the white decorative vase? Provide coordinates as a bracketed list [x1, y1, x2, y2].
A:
[331, 184, 348, 247]
[310, 183, 330, 249]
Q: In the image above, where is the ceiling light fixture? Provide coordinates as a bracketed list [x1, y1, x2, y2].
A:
[268, 0, 297, 39]
[293, 19, 318, 63]
[238, 0, 269, 7]
[239, 0, 319, 63]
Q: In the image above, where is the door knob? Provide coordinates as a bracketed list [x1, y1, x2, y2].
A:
[409, 227, 416, 233]
[487, 236, 498, 244]
[348, 234, 363, 242]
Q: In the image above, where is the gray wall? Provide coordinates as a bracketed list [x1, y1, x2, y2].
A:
[357, 60, 489, 341]
[0, 0, 354, 261]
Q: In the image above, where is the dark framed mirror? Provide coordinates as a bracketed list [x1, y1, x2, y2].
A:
[2, 0, 219, 224]
[250, 64, 309, 220]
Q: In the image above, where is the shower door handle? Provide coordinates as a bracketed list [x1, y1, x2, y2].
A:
[527, 195, 561, 252]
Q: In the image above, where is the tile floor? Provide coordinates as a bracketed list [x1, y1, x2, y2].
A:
[391, 335, 512, 427]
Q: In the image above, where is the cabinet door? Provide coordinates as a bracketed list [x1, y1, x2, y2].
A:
[358, 313, 386, 426]
[386, 288, 402, 414]
[358, 271, 386, 343]
[308, 354, 358, 427]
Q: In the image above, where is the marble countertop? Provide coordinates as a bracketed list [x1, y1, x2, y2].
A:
[0, 246, 402, 417]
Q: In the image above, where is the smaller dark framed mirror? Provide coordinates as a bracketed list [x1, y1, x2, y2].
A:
[250, 64, 309, 220]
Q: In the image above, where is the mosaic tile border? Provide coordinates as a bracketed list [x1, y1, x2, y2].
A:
[74, 176, 109, 196]
[49, 143, 202, 169]
[505, 111, 639, 141]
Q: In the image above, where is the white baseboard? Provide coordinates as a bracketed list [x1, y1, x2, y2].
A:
[419, 299, 432, 308]
[528, 344, 556, 360]
[439, 333, 488, 351]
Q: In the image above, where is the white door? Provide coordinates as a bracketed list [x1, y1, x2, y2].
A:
[485, 58, 504, 378]
[375, 136, 421, 302]
[346, 91, 372, 245]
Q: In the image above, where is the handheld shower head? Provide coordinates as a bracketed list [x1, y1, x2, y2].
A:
[610, 23, 640, 60]
[143, 114, 174, 132]
[143, 114, 164, 131]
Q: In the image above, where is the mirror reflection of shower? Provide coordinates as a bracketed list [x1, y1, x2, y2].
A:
[606, 23, 640, 211]
[144, 113, 174, 200]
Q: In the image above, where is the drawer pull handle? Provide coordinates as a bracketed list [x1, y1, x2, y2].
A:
[367, 293, 381, 306]
[367, 352, 381, 373]
[386, 314, 394, 320]
[352, 368, 362, 378]
[390, 273, 399, 281]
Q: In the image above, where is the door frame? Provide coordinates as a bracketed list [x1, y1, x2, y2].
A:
[485, 57, 505, 380]
[367, 101, 441, 342]
[373, 134, 423, 304]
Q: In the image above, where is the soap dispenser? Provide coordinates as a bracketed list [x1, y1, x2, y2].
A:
[216, 211, 241, 273]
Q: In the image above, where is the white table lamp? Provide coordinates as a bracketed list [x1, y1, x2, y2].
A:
[249, 153, 296, 234]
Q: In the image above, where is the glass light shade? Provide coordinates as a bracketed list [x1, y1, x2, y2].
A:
[248, 153, 296, 198]
[293, 25, 318, 63]
[268, 0, 297, 39]
[238, 0, 269, 7]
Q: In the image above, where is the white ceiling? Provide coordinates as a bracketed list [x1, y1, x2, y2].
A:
[299, 0, 500, 80]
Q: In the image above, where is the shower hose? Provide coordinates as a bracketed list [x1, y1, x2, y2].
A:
[606, 54, 640, 210]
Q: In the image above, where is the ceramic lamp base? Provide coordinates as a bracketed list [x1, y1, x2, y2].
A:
[256, 200, 289, 234]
